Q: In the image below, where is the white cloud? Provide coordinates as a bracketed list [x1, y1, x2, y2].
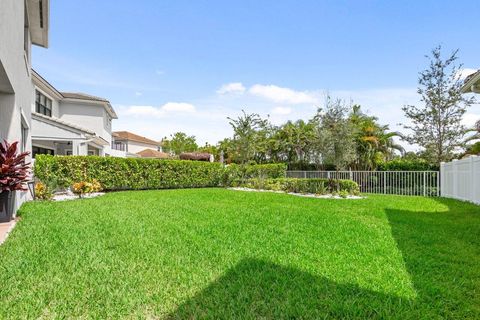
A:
[462, 112, 480, 128]
[135, 91, 143, 96]
[161, 102, 196, 113]
[117, 83, 480, 152]
[249, 84, 318, 104]
[456, 68, 478, 80]
[271, 106, 292, 115]
[217, 82, 246, 95]
[156, 70, 166, 75]
[121, 102, 196, 118]
[123, 105, 163, 117]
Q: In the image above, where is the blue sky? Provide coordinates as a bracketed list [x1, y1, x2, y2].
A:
[33, 0, 480, 146]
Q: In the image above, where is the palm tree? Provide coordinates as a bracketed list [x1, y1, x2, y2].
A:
[350, 105, 404, 170]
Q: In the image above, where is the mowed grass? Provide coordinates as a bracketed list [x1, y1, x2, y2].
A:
[0, 189, 479, 319]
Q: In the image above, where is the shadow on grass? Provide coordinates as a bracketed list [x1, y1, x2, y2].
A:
[168, 258, 409, 319]
[385, 197, 480, 319]
[169, 198, 480, 319]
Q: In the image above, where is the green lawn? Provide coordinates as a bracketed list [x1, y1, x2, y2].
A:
[0, 189, 479, 319]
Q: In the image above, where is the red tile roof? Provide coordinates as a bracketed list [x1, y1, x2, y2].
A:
[136, 149, 170, 159]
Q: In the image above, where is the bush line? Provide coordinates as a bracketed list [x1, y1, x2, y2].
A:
[232, 178, 360, 196]
[34, 155, 287, 191]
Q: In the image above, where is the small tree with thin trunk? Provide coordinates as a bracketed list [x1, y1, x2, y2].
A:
[402, 46, 476, 165]
[314, 96, 356, 170]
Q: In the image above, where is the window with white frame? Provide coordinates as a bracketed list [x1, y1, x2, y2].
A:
[35, 90, 52, 117]
[21, 123, 28, 153]
[20, 113, 29, 153]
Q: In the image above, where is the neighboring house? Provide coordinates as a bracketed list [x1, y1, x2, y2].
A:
[112, 131, 162, 157]
[0, 0, 49, 211]
[461, 70, 480, 94]
[31, 71, 126, 157]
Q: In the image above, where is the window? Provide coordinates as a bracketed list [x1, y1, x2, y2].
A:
[112, 141, 125, 151]
[104, 114, 112, 130]
[21, 122, 28, 153]
[32, 146, 54, 158]
[35, 90, 52, 117]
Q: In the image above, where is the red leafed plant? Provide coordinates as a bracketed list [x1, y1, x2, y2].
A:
[0, 140, 31, 192]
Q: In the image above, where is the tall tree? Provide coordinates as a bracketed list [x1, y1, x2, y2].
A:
[275, 120, 316, 165]
[161, 132, 198, 155]
[197, 143, 219, 161]
[313, 96, 356, 170]
[402, 46, 475, 165]
[217, 138, 235, 163]
[349, 105, 404, 170]
[227, 110, 268, 164]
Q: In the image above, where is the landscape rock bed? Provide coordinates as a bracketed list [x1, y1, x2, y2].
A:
[52, 191, 105, 201]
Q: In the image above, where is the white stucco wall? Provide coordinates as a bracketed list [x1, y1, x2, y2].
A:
[0, 0, 36, 213]
[59, 101, 112, 143]
[124, 140, 159, 154]
[104, 147, 127, 158]
[31, 117, 86, 141]
[0, 0, 33, 145]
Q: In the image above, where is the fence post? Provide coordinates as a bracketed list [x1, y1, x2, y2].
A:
[423, 171, 426, 197]
[437, 172, 440, 197]
[470, 156, 475, 202]
[327, 171, 330, 179]
[440, 162, 444, 197]
[383, 172, 386, 194]
[452, 159, 458, 199]
[304, 171, 307, 179]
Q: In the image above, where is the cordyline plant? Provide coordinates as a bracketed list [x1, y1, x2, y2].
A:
[0, 140, 30, 192]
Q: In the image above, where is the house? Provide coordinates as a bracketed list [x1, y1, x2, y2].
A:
[0, 0, 50, 212]
[31, 71, 126, 157]
[461, 70, 480, 94]
[112, 131, 162, 157]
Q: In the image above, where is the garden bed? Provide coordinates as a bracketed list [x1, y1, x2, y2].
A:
[52, 190, 105, 201]
[229, 187, 363, 199]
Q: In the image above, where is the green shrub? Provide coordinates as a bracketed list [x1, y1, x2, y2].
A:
[71, 181, 94, 198]
[34, 155, 287, 191]
[34, 182, 53, 201]
[234, 178, 360, 196]
[378, 159, 438, 171]
[223, 163, 286, 185]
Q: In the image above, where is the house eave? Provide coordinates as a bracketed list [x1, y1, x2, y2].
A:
[32, 112, 95, 135]
[62, 98, 118, 119]
[32, 69, 63, 99]
[27, 0, 50, 48]
[461, 71, 480, 94]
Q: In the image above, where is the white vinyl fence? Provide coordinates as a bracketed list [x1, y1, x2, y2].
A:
[286, 171, 440, 196]
[441, 156, 480, 204]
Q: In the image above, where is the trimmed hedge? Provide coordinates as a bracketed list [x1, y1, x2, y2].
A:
[34, 155, 287, 191]
[378, 159, 438, 171]
[232, 178, 360, 195]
